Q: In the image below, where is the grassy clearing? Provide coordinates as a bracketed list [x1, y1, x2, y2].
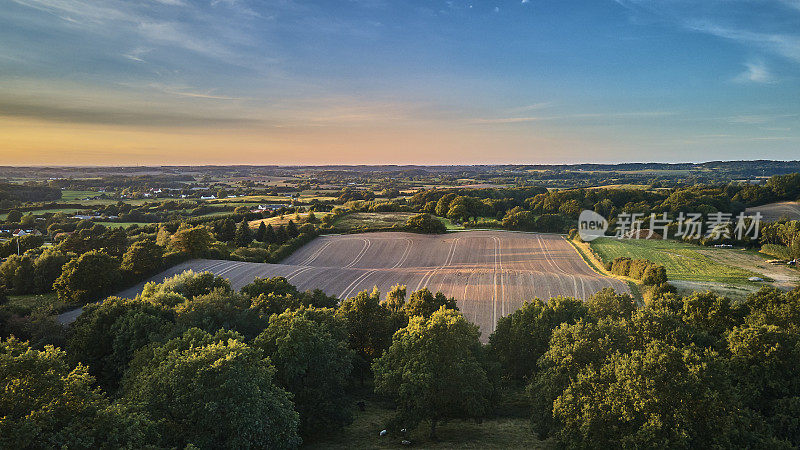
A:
[333, 212, 415, 232]
[247, 212, 331, 228]
[438, 216, 466, 230]
[94, 221, 152, 228]
[59, 189, 98, 200]
[208, 195, 291, 203]
[4, 292, 65, 315]
[587, 184, 650, 190]
[590, 238, 760, 283]
[304, 398, 549, 449]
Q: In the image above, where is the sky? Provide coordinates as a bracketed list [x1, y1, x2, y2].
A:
[0, 0, 799, 165]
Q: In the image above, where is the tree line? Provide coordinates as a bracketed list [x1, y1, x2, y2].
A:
[3, 269, 798, 447]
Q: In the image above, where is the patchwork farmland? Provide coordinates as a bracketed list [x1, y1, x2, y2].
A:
[114, 231, 628, 337]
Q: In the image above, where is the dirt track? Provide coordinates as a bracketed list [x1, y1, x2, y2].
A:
[110, 231, 628, 338]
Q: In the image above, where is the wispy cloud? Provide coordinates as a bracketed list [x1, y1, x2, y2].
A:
[122, 47, 152, 63]
[146, 83, 244, 100]
[472, 110, 674, 124]
[473, 116, 542, 124]
[685, 20, 800, 63]
[0, 98, 261, 128]
[506, 102, 553, 114]
[733, 60, 775, 83]
[726, 113, 798, 124]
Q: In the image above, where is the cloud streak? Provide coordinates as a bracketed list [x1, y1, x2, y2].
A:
[0, 98, 261, 128]
[733, 60, 775, 83]
[685, 20, 800, 63]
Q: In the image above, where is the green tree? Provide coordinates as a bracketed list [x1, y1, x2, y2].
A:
[53, 250, 121, 305]
[641, 264, 668, 285]
[235, 220, 253, 247]
[253, 308, 354, 437]
[382, 284, 407, 313]
[0, 337, 153, 448]
[552, 340, 751, 448]
[120, 238, 163, 278]
[32, 249, 69, 293]
[744, 287, 800, 331]
[434, 193, 457, 217]
[218, 218, 237, 242]
[335, 288, 394, 384]
[250, 292, 302, 316]
[141, 270, 231, 300]
[447, 202, 469, 223]
[301, 288, 340, 308]
[241, 276, 299, 298]
[175, 290, 264, 339]
[404, 287, 458, 318]
[489, 296, 588, 381]
[727, 324, 800, 438]
[373, 308, 491, 438]
[502, 207, 537, 231]
[19, 213, 36, 228]
[682, 291, 744, 338]
[276, 225, 288, 243]
[0, 254, 35, 294]
[167, 225, 213, 257]
[528, 318, 629, 438]
[286, 220, 299, 238]
[265, 223, 277, 244]
[155, 226, 171, 246]
[6, 209, 22, 223]
[122, 328, 301, 449]
[67, 297, 175, 390]
[585, 287, 636, 320]
[405, 213, 446, 234]
[256, 221, 267, 242]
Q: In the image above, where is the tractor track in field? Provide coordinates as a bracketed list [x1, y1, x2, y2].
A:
[59, 230, 629, 339]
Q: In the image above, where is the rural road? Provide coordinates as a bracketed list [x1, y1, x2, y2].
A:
[59, 230, 628, 338]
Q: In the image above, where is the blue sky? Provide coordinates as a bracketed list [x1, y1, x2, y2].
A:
[0, 0, 798, 164]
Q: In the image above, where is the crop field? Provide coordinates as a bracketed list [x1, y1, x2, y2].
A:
[745, 201, 800, 221]
[114, 231, 628, 338]
[590, 237, 759, 283]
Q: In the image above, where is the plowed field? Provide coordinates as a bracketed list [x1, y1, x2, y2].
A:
[116, 231, 629, 337]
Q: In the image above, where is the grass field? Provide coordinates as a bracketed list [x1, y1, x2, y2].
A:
[208, 195, 292, 203]
[590, 238, 759, 283]
[4, 292, 65, 315]
[59, 189, 98, 200]
[248, 212, 332, 228]
[304, 397, 550, 449]
[587, 184, 650, 190]
[332, 212, 416, 232]
[439, 217, 466, 230]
